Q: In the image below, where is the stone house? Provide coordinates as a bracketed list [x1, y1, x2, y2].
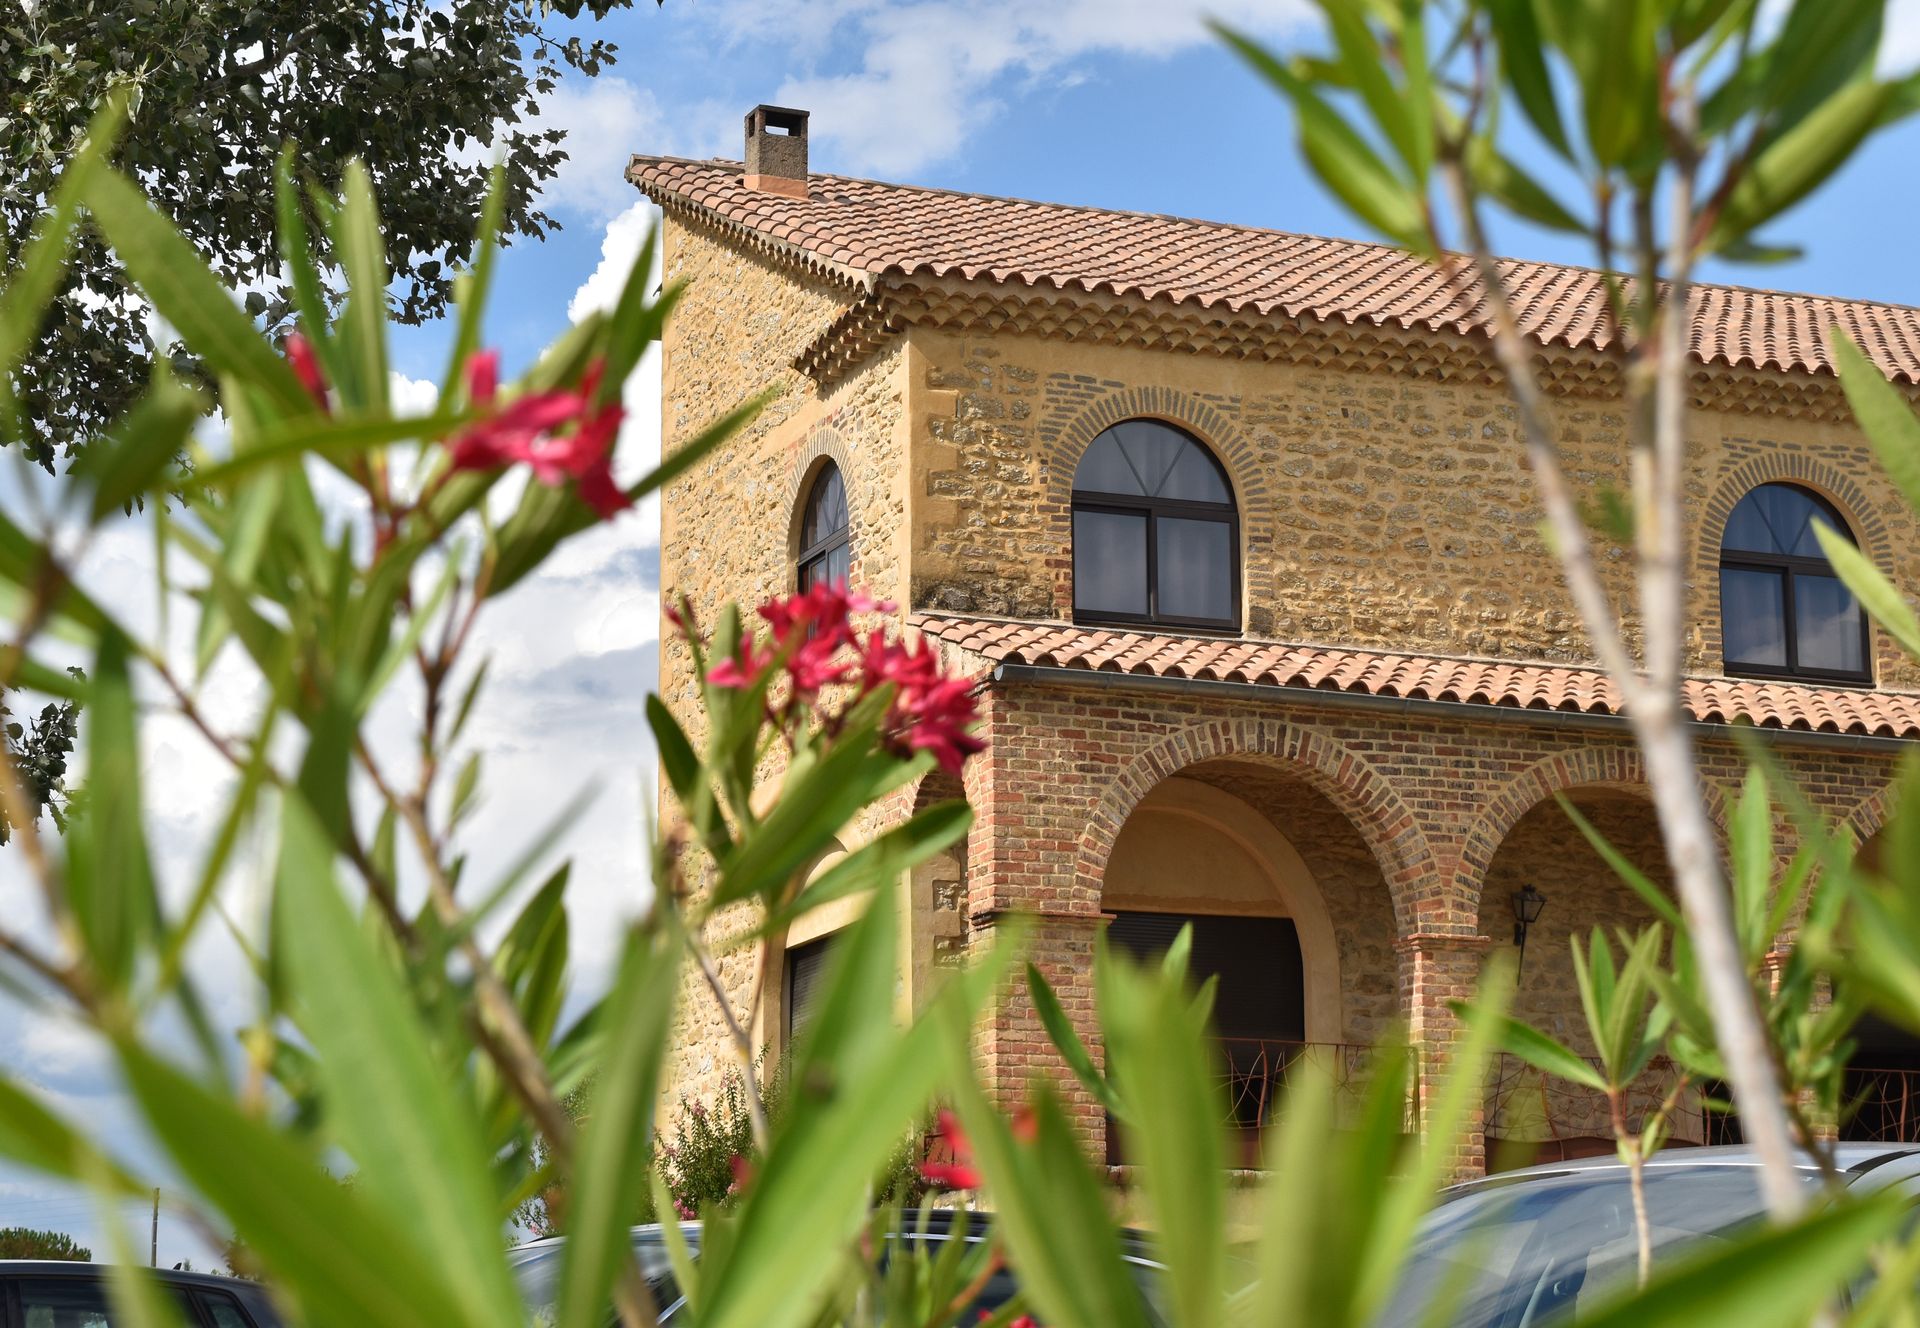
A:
[633, 106, 1920, 1173]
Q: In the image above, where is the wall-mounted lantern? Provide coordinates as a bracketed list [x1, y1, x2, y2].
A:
[1512, 884, 1547, 978]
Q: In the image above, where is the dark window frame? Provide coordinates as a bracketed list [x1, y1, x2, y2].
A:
[783, 933, 835, 1051]
[796, 461, 851, 593]
[1071, 423, 1241, 633]
[1719, 484, 1872, 686]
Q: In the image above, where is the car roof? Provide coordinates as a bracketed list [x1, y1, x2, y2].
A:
[1454, 1143, 1920, 1189]
[511, 1210, 1161, 1259]
[0, 1261, 258, 1290]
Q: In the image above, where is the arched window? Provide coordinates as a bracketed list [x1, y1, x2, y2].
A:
[1719, 483, 1869, 682]
[1072, 420, 1238, 630]
[797, 461, 850, 592]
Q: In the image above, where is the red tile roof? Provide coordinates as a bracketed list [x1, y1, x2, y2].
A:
[911, 614, 1920, 741]
[629, 156, 1920, 385]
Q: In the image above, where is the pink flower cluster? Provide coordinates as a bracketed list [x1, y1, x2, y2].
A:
[704, 582, 986, 775]
[447, 350, 631, 519]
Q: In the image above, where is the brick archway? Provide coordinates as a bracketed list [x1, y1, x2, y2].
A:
[1695, 454, 1893, 669]
[1843, 784, 1896, 851]
[1456, 746, 1731, 919]
[784, 424, 859, 576]
[1077, 717, 1439, 935]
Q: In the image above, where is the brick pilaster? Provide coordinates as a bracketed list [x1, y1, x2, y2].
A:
[1398, 931, 1496, 1181]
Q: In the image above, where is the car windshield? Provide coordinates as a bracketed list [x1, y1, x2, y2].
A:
[510, 1232, 688, 1325]
[1380, 1164, 1826, 1326]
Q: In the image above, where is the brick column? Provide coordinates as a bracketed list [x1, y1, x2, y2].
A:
[1398, 932, 1496, 1181]
[972, 909, 1107, 1144]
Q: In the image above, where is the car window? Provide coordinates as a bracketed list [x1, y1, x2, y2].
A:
[195, 1289, 257, 1328]
[1382, 1166, 1825, 1327]
[15, 1278, 201, 1328]
[510, 1233, 690, 1324]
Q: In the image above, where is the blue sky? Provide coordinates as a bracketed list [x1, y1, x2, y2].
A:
[10, 0, 1920, 1269]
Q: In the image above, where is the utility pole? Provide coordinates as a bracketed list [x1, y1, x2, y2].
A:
[150, 1188, 158, 1267]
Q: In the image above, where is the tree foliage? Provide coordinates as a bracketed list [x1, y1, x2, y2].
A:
[0, 0, 652, 467]
[0, 1226, 92, 1260]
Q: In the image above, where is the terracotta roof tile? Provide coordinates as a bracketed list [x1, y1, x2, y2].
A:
[912, 614, 1920, 741]
[630, 156, 1920, 384]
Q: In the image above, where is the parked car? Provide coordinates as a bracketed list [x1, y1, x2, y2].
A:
[1382, 1143, 1920, 1326]
[0, 1261, 281, 1326]
[508, 1208, 1171, 1324]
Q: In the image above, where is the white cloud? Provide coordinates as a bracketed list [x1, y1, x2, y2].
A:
[1885, 0, 1920, 72]
[749, 0, 1312, 175]
[530, 78, 671, 221]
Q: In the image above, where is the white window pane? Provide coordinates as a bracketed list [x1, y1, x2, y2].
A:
[1721, 568, 1787, 667]
[1074, 509, 1148, 616]
[1795, 573, 1865, 674]
[1156, 517, 1233, 622]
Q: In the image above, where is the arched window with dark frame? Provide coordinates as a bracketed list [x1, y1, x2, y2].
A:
[797, 460, 850, 592]
[1719, 482, 1870, 683]
[1072, 420, 1238, 630]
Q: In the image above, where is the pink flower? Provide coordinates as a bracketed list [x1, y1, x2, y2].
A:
[674, 1199, 695, 1221]
[727, 1153, 754, 1197]
[465, 348, 499, 407]
[285, 332, 328, 411]
[446, 352, 631, 519]
[860, 636, 985, 775]
[706, 639, 775, 690]
[919, 1109, 983, 1191]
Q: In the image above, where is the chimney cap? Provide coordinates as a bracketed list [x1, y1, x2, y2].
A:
[745, 104, 809, 199]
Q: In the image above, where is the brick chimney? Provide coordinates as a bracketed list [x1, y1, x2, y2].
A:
[744, 104, 809, 199]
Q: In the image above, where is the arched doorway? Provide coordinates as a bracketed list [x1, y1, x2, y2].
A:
[1839, 827, 1920, 1142]
[1096, 763, 1400, 1161]
[1475, 788, 1701, 1169]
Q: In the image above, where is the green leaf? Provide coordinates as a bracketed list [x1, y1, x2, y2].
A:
[1311, 0, 1424, 182]
[276, 796, 521, 1328]
[115, 1041, 481, 1328]
[696, 894, 1016, 1328]
[757, 800, 974, 939]
[82, 169, 312, 416]
[1815, 520, 1920, 656]
[69, 375, 206, 523]
[0, 1073, 142, 1192]
[1708, 78, 1894, 252]
[65, 629, 158, 991]
[1027, 961, 1125, 1119]
[1558, 794, 1684, 929]
[444, 164, 510, 393]
[1214, 24, 1428, 249]
[0, 96, 122, 388]
[1480, 1012, 1608, 1090]
[1466, 137, 1587, 234]
[190, 409, 472, 489]
[556, 920, 679, 1328]
[1102, 948, 1227, 1328]
[1573, 1192, 1898, 1328]
[1483, 0, 1573, 157]
[1831, 331, 1920, 516]
[274, 143, 334, 351]
[334, 161, 391, 415]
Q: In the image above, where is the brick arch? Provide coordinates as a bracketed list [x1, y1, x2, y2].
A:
[1842, 783, 1896, 850]
[784, 425, 860, 581]
[1456, 746, 1731, 919]
[1037, 385, 1276, 619]
[1077, 717, 1438, 934]
[1695, 454, 1894, 668]
[1040, 385, 1268, 512]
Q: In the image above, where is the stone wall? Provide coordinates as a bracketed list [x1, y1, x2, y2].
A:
[655, 219, 916, 1107]
[905, 329, 1920, 688]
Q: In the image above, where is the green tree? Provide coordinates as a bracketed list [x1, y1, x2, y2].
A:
[0, 1227, 92, 1260]
[0, 0, 654, 468]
